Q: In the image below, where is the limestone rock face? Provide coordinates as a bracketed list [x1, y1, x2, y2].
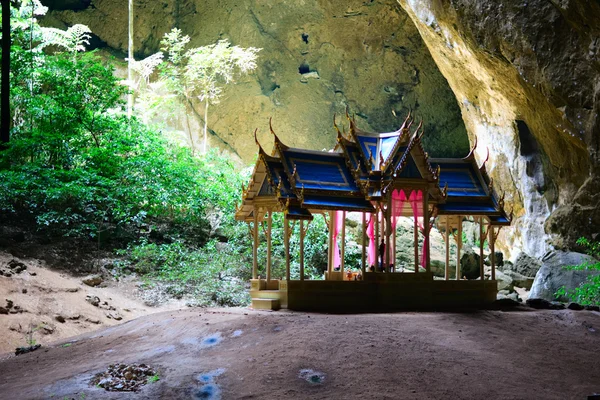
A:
[396, 0, 600, 258]
[529, 251, 599, 301]
[43, 0, 468, 161]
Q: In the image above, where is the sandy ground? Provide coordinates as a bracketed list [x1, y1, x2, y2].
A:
[0, 252, 183, 355]
[0, 306, 598, 399]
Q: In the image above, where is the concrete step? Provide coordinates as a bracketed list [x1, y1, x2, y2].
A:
[252, 298, 280, 310]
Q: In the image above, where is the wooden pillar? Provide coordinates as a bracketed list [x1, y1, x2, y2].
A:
[284, 216, 290, 281]
[300, 220, 305, 281]
[341, 211, 346, 275]
[479, 217, 485, 281]
[456, 216, 462, 280]
[489, 226, 496, 281]
[445, 215, 450, 281]
[413, 202, 419, 273]
[266, 209, 272, 282]
[361, 212, 366, 275]
[385, 205, 391, 270]
[252, 208, 259, 279]
[423, 191, 430, 273]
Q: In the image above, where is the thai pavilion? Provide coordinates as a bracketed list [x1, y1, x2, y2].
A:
[235, 114, 511, 311]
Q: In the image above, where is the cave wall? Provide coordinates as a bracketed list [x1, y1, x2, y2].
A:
[42, 0, 469, 161]
[397, 0, 599, 258]
[40, 0, 600, 259]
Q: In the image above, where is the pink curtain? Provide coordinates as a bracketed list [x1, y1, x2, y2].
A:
[332, 211, 344, 269]
[408, 190, 428, 268]
[367, 214, 376, 266]
[390, 190, 409, 263]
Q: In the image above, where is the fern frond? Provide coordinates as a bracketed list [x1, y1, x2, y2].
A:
[38, 24, 92, 53]
[130, 52, 165, 84]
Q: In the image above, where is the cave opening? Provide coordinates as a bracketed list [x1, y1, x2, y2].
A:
[516, 119, 539, 157]
[301, 33, 309, 44]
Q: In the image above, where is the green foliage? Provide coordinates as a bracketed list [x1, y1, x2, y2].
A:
[555, 237, 600, 306]
[159, 28, 261, 104]
[0, 6, 333, 308]
[154, 28, 261, 153]
[119, 239, 250, 307]
[147, 374, 160, 384]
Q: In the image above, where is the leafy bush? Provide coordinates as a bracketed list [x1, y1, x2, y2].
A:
[118, 240, 250, 307]
[556, 237, 600, 306]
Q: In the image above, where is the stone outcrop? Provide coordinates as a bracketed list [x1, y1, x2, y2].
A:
[501, 252, 542, 278]
[396, 0, 600, 258]
[529, 251, 600, 301]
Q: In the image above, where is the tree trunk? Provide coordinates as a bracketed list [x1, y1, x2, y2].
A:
[203, 100, 209, 154]
[127, 0, 134, 118]
[1, 0, 11, 145]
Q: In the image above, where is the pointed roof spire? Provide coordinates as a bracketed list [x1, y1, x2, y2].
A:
[269, 117, 289, 154]
[479, 147, 490, 171]
[463, 136, 478, 161]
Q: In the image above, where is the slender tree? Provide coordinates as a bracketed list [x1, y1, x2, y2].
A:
[127, 0, 133, 118]
[160, 29, 260, 154]
[1, 0, 11, 145]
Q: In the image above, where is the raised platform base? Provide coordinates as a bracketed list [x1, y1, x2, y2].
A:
[251, 298, 281, 310]
[248, 275, 497, 312]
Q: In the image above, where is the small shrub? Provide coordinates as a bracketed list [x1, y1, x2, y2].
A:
[556, 237, 600, 306]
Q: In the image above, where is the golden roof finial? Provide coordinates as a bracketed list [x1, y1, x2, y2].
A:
[480, 147, 490, 170]
[333, 114, 341, 136]
[417, 120, 425, 140]
[254, 128, 260, 147]
[269, 117, 276, 136]
[464, 136, 478, 160]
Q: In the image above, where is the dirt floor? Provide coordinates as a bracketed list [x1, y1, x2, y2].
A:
[1, 251, 599, 399]
[0, 306, 598, 399]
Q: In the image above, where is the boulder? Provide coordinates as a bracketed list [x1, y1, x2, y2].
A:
[484, 251, 504, 267]
[493, 298, 521, 308]
[460, 251, 480, 280]
[502, 270, 535, 290]
[430, 260, 454, 278]
[549, 301, 566, 310]
[86, 295, 101, 307]
[82, 275, 103, 287]
[508, 253, 542, 278]
[529, 251, 600, 301]
[567, 302, 584, 311]
[585, 305, 600, 312]
[7, 259, 27, 273]
[526, 298, 551, 309]
[494, 270, 513, 292]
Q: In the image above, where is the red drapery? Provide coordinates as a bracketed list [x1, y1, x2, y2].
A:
[390, 189, 408, 264]
[366, 213, 376, 266]
[390, 189, 428, 269]
[408, 190, 428, 268]
[332, 211, 344, 269]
